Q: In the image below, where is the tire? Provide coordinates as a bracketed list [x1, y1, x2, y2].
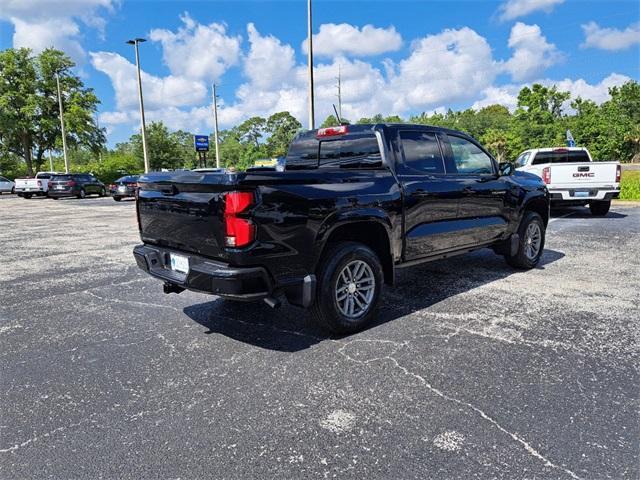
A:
[52, 197, 59, 200]
[589, 200, 610, 216]
[310, 242, 384, 335]
[23, 193, 32, 199]
[77, 188, 86, 199]
[504, 211, 545, 270]
[113, 196, 122, 202]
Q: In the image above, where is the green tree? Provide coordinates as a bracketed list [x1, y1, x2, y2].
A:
[265, 112, 302, 157]
[130, 121, 183, 170]
[0, 48, 104, 175]
[236, 116, 266, 147]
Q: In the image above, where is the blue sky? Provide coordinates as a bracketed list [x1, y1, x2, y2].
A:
[1, 0, 639, 145]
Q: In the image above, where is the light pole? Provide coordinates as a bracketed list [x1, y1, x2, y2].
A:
[307, 0, 315, 130]
[212, 84, 221, 168]
[55, 72, 70, 174]
[126, 38, 150, 173]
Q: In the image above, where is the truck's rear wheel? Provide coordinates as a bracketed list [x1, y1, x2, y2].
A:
[589, 200, 610, 216]
[23, 193, 32, 199]
[310, 242, 383, 335]
[504, 211, 545, 269]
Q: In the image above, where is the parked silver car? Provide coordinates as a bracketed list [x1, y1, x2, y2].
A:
[0, 175, 15, 194]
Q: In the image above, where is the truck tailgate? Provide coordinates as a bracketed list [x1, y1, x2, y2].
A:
[549, 162, 618, 187]
[137, 172, 249, 259]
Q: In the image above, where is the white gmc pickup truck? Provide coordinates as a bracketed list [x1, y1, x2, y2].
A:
[13, 172, 59, 199]
[515, 147, 620, 216]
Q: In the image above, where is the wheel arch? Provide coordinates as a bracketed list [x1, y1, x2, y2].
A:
[316, 213, 394, 285]
[522, 195, 549, 227]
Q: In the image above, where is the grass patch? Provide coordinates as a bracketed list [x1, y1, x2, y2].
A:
[620, 170, 640, 200]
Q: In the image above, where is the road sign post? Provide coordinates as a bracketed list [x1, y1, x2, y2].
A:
[194, 135, 209, 168]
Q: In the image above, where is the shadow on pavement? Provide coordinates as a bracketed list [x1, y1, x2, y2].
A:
[551, 206, 627, 219]
[183, 248, 565, 352]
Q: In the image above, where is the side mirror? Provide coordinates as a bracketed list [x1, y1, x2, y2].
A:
[499, 162, 515, 176]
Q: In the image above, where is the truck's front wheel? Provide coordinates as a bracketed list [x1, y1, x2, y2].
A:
[589, 200, 610, 216]
[504, 211, 545, 269]
[311, 242, 383, 335]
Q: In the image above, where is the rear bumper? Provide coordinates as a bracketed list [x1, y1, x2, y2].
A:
[133, 244, 273, 301]
[548, 188, 619, 202]
[47, 190, 76, 197]
[112, 188, 136, 197]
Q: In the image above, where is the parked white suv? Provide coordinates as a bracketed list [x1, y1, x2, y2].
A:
[515, 147, 620, 216]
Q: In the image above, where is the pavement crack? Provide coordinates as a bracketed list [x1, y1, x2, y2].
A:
[338, 342, 584, 480]
[84, 290, 183, 313]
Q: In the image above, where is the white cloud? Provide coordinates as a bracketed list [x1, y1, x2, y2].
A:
[302, 23, 402, 57]
[471, 73, 632, 112]
[547, 73, 633, 105]
[388, 27, 499, 111]
[497, 0, 565, 21]
[149, 13, 242, 82]
[581, 22, 640, 51]
[472, 85, 523, 111]
[90, 51, 207, 111]
[504, 22, 562, 82]
[0, 0, 115, 60]
[244, 23, 298, 90]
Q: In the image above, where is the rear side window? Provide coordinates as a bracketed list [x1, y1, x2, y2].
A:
[448, 135, 494, 175]
[319, 136, 382, 169]
[532, 151, 590, 165]
[399, 131, 445, 174]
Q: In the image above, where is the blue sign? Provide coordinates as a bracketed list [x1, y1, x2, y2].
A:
[194, 135, 209, 152]
[566, 129, 576, 148]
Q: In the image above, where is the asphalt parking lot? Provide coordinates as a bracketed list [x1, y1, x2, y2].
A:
[1, 194, 638, 479]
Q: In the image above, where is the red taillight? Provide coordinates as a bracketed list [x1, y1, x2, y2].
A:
[224, 191, 255, 248]
[542, 167, 551, 185]
[109, 184, 115, 189]
[615, 165, 621, 183]
[317, 125, 348, 137]
[67, 180, 76, 186]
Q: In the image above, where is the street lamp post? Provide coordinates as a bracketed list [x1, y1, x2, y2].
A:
[307, 0, 315, 130]
[55, 72, 70, 174]
[212, 84, 221, 168]
[126, 38, 150, 173]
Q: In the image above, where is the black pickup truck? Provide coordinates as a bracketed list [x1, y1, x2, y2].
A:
[133, 124, 549, 333]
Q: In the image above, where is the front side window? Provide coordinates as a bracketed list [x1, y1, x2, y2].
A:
[399, 131, 445, 174]
[0, 176, 8, 182]
[448, 135, 494, 174]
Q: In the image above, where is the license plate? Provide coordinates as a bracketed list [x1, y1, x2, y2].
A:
[118, 186, 127, 192]
[56, 185, 64, 190]
[574, 191, 589, 198]
[169, 253, 189, 274]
